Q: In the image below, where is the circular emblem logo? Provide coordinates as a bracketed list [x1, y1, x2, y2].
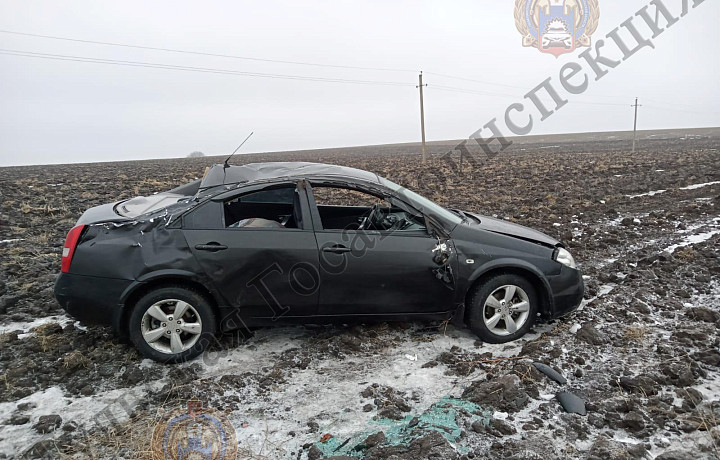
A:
[514, 0, 600, 57]
[151, 400, 238, 460]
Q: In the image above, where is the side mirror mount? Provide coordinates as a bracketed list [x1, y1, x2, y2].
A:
[425, 213, 450, 240]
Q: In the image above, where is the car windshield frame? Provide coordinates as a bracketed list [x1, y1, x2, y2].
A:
[379, 178, 463, 227]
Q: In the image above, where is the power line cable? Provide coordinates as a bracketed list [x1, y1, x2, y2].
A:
[0, 48, 414, 87]
[5, 38, 714, 114]
[431, 84, 629, 106]
[430, 86, 716, 113]
[571, 101, 629, 107]
[0, 29, 417, 73]
[643, 98, 720, 113]
[426, 71, 646, 104]
[644, 104, 720, 115]
[643, 97, 698, 108]
[430, 84, 519, 98]
[0, 29, 554, 92]
[424, 71, 528, 90]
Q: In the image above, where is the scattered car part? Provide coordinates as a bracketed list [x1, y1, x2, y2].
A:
[533, 362, 568, 385]
[556, 391, 587, 416]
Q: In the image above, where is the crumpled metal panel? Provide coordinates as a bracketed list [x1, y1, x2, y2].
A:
[200, 162, 381, 189]
[71, 211, 199, 281]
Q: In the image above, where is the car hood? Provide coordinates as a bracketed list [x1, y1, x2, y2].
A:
[461, 211, 561, 247]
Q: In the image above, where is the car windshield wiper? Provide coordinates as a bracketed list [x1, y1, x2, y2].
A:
[463, 211, 481, 224]
[449, 209, 469, 223]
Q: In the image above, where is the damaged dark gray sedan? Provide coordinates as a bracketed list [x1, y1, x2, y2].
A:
[55, 162, 584, 363]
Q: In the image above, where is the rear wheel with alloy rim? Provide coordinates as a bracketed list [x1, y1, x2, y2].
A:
[129, 286, 216, 363]
[467, 274, 538, 343]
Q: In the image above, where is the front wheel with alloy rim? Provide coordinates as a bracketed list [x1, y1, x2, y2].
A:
[129, 286, 217, 363]
[467, 274, 538, 344]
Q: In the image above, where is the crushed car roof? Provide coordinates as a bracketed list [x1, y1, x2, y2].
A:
[200, 162, 381, 189]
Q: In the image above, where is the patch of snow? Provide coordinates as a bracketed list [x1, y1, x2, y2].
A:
[626, 190, 666, 199]
[663, 230, 720, 253]
[0, 239, 24, 244]
[0, 383, 163, 457]
[579, 284, 615, 312]
[598, 285, 617, 297]
[604, 213, 649, 228]
[183, 324, 554, 457]
[694, 376, 720, 403]
[612, 434, 642, 445]
[676, 222, 707, 234]
[679, 181, 720, 190]
[138, 359, 157, 370]
[0, 315, 74, 336]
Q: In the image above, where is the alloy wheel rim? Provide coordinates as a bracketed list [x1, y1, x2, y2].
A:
[482, 285, 530, 336]
[140, 299, 202, 354]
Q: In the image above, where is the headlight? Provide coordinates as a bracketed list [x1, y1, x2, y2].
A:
[554, 247, 577, 269]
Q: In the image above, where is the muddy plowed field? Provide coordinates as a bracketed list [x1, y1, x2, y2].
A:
[0, 132, 718, 459]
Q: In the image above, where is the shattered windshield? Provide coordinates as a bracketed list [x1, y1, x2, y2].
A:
[379, 178, 462, 225]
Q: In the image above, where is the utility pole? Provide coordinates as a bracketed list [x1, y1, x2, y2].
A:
[632, 97, 641, 152]
[417, 72, 428, 162]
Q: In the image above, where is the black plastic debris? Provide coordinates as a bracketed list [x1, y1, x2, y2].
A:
[533, 362, 567, 385]
[556, 391, 587, 416]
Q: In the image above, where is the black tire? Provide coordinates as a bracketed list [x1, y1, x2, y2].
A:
[129, 286, 217, 363]
[467, 273, 539, 344]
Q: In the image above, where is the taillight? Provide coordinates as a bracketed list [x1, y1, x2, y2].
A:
[61, 225, 86, 273]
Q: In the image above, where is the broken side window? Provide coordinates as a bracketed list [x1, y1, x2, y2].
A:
[310, 185, 426, 232]
[223, 185, 302, 229]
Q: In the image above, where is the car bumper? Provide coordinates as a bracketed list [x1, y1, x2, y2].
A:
[54, 273, 131, 331]
[547, 266, 584, 318]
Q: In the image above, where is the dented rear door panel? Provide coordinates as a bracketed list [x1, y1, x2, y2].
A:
[71, 220, 201, 281]
[183, 228, 320, 320]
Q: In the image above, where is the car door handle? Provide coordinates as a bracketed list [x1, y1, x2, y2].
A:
[322, 245, 351, 254]
[195, 243, 228, 252]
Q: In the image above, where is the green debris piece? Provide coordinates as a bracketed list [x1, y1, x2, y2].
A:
[313, 396, 492, 457]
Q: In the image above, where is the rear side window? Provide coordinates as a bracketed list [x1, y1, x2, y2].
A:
[223, 185, 303, 229]
[183, 201, 223, 229]
[239, 188, 295, 204]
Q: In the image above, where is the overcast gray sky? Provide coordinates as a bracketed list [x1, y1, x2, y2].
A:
[1, 0, 718, 166]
